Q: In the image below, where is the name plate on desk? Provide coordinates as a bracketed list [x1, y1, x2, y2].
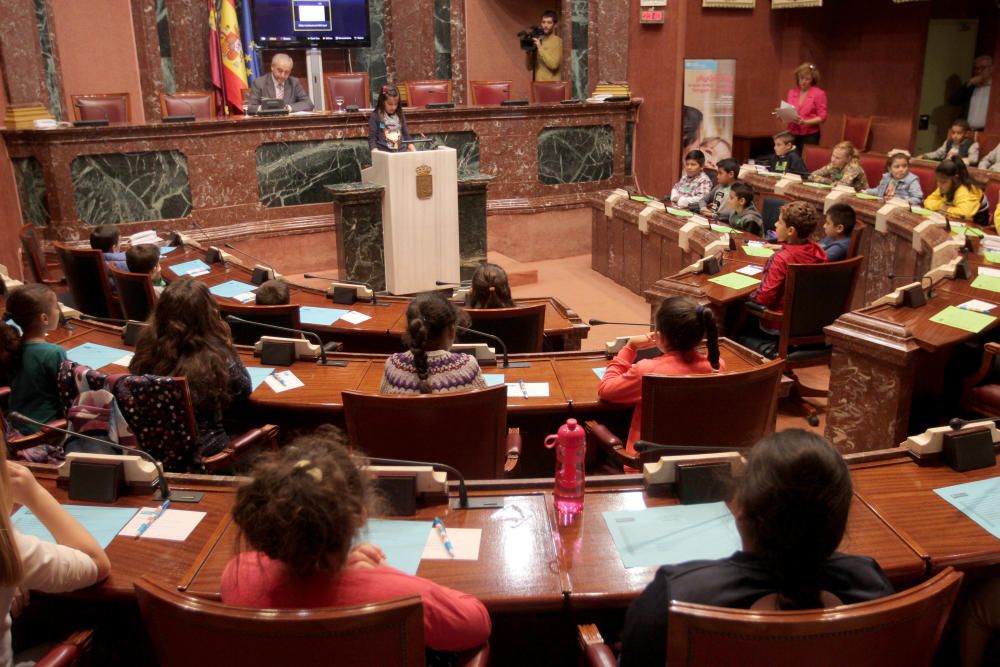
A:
[774, 174, 802, 195]
[823, 188, 853, 213]
[604, 189, 630, 217]
[638, 201, 665, 234]
[875, 200, 908, 234]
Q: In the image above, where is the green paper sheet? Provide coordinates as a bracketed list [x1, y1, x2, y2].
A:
[631, 195, 656, 203]
[965, 226, 986, 238]
[984, 251, 1000, 265]
[710, 224, 739, 234]
[972, 275, 1000, 294]
[912, 207, 934, 216]
[666, 207, 694, 218]
[804, 182, 833, 189]
[708, 272, 761, 290]
[742, 245, 774, 258]
[855, 192, 880, 200]
[929, 306, 997, 334]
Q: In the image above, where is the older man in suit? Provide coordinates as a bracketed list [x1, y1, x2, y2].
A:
[247, 53, 314, 113]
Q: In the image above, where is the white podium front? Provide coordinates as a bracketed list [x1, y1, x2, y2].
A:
[361, 147, 461, 294]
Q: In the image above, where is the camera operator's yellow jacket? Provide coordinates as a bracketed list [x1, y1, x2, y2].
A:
[530, 34, 563, 82]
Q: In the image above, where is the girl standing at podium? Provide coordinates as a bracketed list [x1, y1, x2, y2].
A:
[368, 85, 416, 153]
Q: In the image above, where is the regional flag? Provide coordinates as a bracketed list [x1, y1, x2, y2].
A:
[218, 0, 248, 113]
[208, 0, 224, 114]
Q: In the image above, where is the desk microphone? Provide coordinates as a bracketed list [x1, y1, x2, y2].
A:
[223, 243, 278, 283]
[5, 412, 202, 502]
[162, 97, 197, 123]
[588, 319, 649, 327]
[223, 242, 271, 268]
[361, 456, 501, 510]
[224, 314, 344, 366]
[80, 314, 127, 326]
[72, 101, 110, 127]
[634, 440, 741, 455]
[303, 274, 386, 306]
[455, 326, 528, 369]
[435, 280, 471, 287]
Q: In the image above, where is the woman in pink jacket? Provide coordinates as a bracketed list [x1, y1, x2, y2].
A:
[783, 62, 828, 153]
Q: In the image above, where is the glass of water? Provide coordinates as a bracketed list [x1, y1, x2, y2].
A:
[335, 95, 346, 113]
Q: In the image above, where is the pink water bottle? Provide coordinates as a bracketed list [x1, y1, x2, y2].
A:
[545, 418, 586, 515]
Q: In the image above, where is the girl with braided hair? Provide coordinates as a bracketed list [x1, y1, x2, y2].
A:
[380, 292, 486, 395]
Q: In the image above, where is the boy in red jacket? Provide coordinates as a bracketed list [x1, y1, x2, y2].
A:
[748, 201, 827, 334]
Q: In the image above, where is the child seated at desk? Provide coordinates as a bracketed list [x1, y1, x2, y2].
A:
[765, 131, 809, 177]
[89, 224, 129, 274]
[0, 284, 66, 462]
[254, 279, 290, 306]
[745, 201, 827, 335]
[921, 118, 980, 166]
[465, 263, 514, 309]
[129, 278, 251, 461]
[809, 141, 869, 191]
[125, 243, 165, 295]
[864, 150, 924, 206]
[726, 183, 763, 236]
[619, 429, 894, 667]
[669, 150, 713, 212]
[924, 157, 990, 227]
[0, 442, 110, 666]
[819, 203, 855, 262]
[598, 296, 723, 456]
[699, 158, 739, 220]
[380, 292, 486, 395]
[221, 427, 492, 656]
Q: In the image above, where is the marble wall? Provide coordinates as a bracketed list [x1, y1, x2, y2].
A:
[570, 0, 589, 101]
[35, 0, 64, 119]
[330, 185, 387, 290]
[458, 176, 492, 279]
[71, 150, 192, 225]
[156, 0, 177, 95]
[624, 120, 634, 177]
[426, 131, 480, 178]
[256, 139, 372, 208]
[12, 157, 49, 227]
[352, 0, 388, 103]
[434, 0, 452, 81]
[537, 125, 614, 185]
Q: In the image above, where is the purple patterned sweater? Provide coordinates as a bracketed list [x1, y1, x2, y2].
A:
[379, 350, 487, 395]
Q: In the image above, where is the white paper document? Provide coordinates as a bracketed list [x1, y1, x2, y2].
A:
[422, 527, 482, 560]
[111, 352, 134, 367]
[340, 310, 372, 325]
[506, 382, 550, 398]
[119, 508, 206, 541]
[958, 299, 997, 313]
[264, 370, 304, 393]
[775, 100, 798, 124]
[737, 265, 764, 276]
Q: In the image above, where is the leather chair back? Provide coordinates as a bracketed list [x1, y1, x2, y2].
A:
[113, 374, 201, 473]
[639, 356, 785, 457]
[842, 114, 873, 152]
[667, 567, 963, 667]
[781, 256, 863, 349]
[532, 81, 569, 103]
[216, 302, 302, 345]
[160, 92, 215, 120]
[802, 145, 832, 174]
[19, 224, 53, 284]
[463, 303, 546, 353]
[470, 81, 512, 105]
[110, 266, 157, 322]
[343, 386, 508, 479]
[134, 577, 426, 667]
[405, 80, 452, 107]
[54, 242, 118, 319]
[324, 72, 370, 109]
[857, 154, 886, 191]
[908, 162, 938, 199]
[70, 93, 131, 123]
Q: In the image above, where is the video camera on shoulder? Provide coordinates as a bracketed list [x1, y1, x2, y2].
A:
[518, 26, 544, 51]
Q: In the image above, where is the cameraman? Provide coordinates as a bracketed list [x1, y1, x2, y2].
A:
[528, 10, 562, 82]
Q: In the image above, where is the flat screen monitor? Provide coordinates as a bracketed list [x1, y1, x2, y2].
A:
[253, 0, 371, 48]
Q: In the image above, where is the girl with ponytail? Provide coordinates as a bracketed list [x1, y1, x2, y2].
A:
[620, 429, 894, 667]
[924, 156, 990, 226]
[598, 296, 723, 455]
[465, 263, 515, 309]
[380, 292, 486, 395]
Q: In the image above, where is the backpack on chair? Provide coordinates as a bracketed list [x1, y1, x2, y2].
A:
[63, 366, 137, 455]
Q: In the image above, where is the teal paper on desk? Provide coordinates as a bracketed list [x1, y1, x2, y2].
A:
[593, 367, 607, 380]
[159, 246, 177, 255]
[933, 477, 1000, 539]
[12, 505, 139, 549]
[603, 502, 741, 569]
[170, 259, 211, 276]
[66, 342, 131, 369]
[209, 280, 257, 298]
[299, 306, 349, 326]
[246, 367, 275, 391]
[357, 519, 433, 575]
[483, 374, 505, 387]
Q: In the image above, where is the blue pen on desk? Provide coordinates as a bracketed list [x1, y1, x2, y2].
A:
[518, 379, 529, 399]
[271, 370, 287, 387]
[134, 499, 170, 539]
[432, 516, 454, 558]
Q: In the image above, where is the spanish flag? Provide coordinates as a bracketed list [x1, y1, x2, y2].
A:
[217, 0, 248, 113]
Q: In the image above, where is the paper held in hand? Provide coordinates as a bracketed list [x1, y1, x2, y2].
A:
[775, 101, 798, 124]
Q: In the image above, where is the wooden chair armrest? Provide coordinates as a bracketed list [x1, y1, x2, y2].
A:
[744, 301, 783, 320]
[34, 628, 94, 667]
[503, 427, 521, 473]
[201, 424, 279, 470]
[584, 420, 638, 471]
[8, 419, 68, 451]
[578, 624, 616, 667]
[456, 642, 490, 667]
[964, 342, 1000, 395]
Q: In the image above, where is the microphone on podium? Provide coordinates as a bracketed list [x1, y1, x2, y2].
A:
[223, 243, 278, 285]
[588, 319, 649, 327]
[634, 440, 740, 455]
[361, 456, 504, 510]
[224, 315, 345, 367]
[162, 97, 197, 123]
[6, 412, 204, 502]
[456, 326, 527, 369]
[304, 274, 387, 307]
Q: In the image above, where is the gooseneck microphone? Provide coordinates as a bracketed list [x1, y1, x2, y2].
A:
[363, 456, 470, 509]
[456, 325, 528, 369]
[7, 412, 179, 502]
[588, 319, 649, 327]
[303, 274, 384, 306]
[223, 243, 270, 268]
[223, 315, 342, 367]
[163, 97, 197, 123]
[634, 440, 740, 455]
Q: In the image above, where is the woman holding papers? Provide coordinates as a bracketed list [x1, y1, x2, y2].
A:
[778, 62, 828, 152]
[0, 443, 110, 665]
[619, 430, 893, 667]
[221, 427, 492, 655]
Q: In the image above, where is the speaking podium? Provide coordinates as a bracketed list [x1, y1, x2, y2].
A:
[361, 147, 461, 294]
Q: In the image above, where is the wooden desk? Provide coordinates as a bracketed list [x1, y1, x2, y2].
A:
[852, 453, 1000, 572]
[160, 247, 590, 352]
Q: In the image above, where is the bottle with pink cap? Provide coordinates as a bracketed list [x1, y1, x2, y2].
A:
[545, 418, 586, 515]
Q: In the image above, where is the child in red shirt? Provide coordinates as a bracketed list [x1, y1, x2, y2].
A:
[221, 426, 491, 655]
[598, 296, 724, 454]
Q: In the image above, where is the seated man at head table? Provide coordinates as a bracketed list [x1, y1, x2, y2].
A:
[246, 53, 314, 114]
